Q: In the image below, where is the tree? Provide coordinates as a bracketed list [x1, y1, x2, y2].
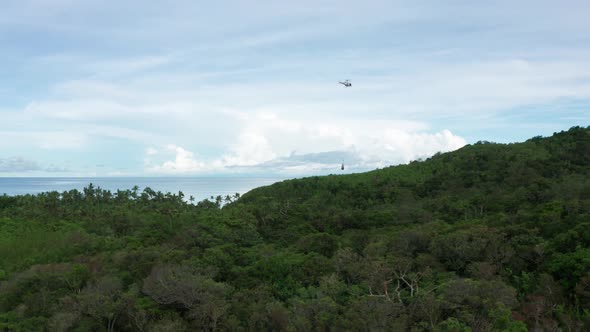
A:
[76, 276, 124, 332]
[143, 264, 230, 331]
[342, 296, 408, 331]
[442, 279, 519, 331]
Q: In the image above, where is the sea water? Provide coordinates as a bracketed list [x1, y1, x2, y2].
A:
[0, 177, 287, 202]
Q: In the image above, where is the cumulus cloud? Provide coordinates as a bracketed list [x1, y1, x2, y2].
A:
[221, 132, 277, 166]
[145, 112, 466, 174]
[146, 144, 207, 174]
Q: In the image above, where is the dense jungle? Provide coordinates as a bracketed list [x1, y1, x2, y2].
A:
[1, 126, 589, 331]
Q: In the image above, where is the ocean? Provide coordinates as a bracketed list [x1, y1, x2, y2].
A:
[0, 177, 288, 202]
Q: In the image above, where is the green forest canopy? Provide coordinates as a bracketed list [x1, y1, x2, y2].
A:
[1, 126, 590, 331]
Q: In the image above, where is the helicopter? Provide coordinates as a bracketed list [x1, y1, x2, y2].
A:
[339, 79, 351, 87]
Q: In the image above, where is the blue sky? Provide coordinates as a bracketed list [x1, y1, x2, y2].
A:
[1, 0, 589, 176]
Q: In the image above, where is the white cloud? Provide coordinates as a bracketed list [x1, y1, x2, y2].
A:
[144, 112, 466, 174]
[147, 144, 207, 174]
[221, 132, 277, 166]
[9, 52, 590, 176]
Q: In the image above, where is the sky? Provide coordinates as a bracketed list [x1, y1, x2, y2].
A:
[1, 0, 590, 177]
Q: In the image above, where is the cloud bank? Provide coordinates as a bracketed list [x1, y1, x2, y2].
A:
[144, 112, 466, 174]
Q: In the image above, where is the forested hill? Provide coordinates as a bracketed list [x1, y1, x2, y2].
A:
[1, 126, 590, 331]
[237, 126, 590, 241]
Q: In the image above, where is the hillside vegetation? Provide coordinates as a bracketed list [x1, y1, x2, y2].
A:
[1, 126, 590, 331]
